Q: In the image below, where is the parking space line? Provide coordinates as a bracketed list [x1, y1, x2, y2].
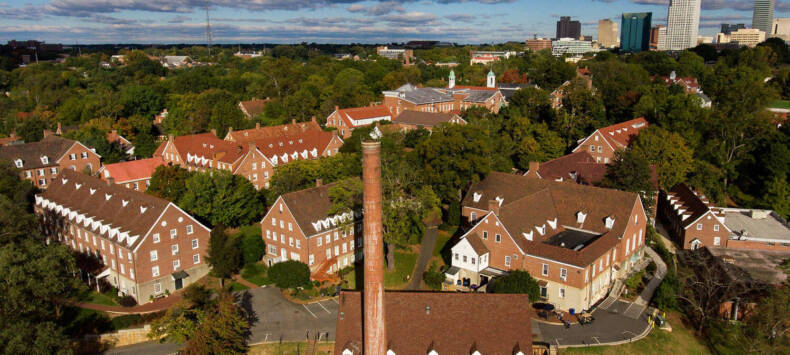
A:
[332, 298, 339, 304]
[317, 302, 331, 314]
[303, 304, 317, 318]
[592, 336, 600, 344]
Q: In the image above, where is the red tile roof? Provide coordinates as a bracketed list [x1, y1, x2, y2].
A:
[106, 130, 132, 146]
[334, 105, 392, 128]
[464, 171, 641, 267]
[527, 151, 607, 185]
[0, 135, 81, 169]
[597, 117, 648, 149]
[101, 157, 165, 183]
[238, 98, 270, 118]
[392, 110, 465, 128]
[335, 291, 532, 354]
[225, 121, 322, 142]
[253, 130, 339, 164]
[157, 133, 246, 165]
[666, 183, 722, 229]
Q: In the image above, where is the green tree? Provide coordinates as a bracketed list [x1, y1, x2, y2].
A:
[179, 171, 264, 228]
[763, 177, 790, 219]
[328, 178, 363, 215]
[66, 126, 126, 164]
[206, 225, 242, 287]
[331, 68, 374, 108]
[268, 260, 310, 289]
[629, 127, 694, 189]
[601, 149, 657, 216]
[147, 165, 193, 202]
[488, 270, 541, 301]
[240, 234, 266, 266]
[120, 85, 164, 118]
[16, 115, 46, 143]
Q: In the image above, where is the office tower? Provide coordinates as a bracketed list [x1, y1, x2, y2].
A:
[557, 16, 582, 39]
[665, 0, 701, 51]
[772, 18, 790, 40]
[621, 12, 652, 52]
[657, 26, 668, 50]
[650, 25, 665, 49]
[752, 0, 775, 34]
[720, 23, 746, 35]
[598, 19, 619, 48]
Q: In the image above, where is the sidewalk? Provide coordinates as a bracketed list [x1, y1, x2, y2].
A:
[405, 226, 439, 290]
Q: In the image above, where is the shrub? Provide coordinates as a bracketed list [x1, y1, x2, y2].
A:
[488, 270, 541, 301]
[646, 260, 657, 275]
[446, 199, 461, 226]
[110, 314, 142, 330]
[183, 284, 212, 306]
[653, 269, 679, 310]
[118, 295, 138, 308]
[241, 233, 265, 265]
[423, 262, 445, 290]
[268, 260, 311, 289]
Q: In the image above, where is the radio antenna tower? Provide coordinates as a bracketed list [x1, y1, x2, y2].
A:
[205, 0, 213, 58]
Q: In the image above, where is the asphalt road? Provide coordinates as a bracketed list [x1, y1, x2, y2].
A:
[535, 299, 650, 347]
[104, 286, 338, 355]
[406, 226, 439, 290]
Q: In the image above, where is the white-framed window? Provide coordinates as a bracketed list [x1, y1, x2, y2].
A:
[714, 224, 720, 232]
[325, 235, 330, 244]
[334, 246, 339, 256]
[350, 240, 354, 249]
[280, 234, 285, 243]
[152, 266, 160, 277]
[626, 239, 630, 253]
[192, 239, 199, 249]
[597, 146, 603, 153]
[153, 281, 162, 294]
[186, 225, 193, 235]
[288, 222, 293, 231]
[289, 237, 294, 247]
[101, 239, 105, 250]
[173, 259, 180, 270]
[120, 263, 125, 274]
[296, 240, 301, 249]
[317, 236, 322, 246]
[334, 231, 339, 241]
[266, 230, 271, 239]
[69, 154, 76, 160]
[470, 212, 476, 221]
[170, 228, 177, 238]
[268, 245, 277, 255]
[133, 182, 139, 190]
[559, 288, 566, 298]
[271, 217, 277, 226]
[560, 268, 567, 281]
[696, 223, 703, 230]
[326, 248, 331, 259]
[482, 231, 488, 240]
[342, 243, 348, 253]
[171, 244, 179, 255]
[130, 269, 135, 280]
[110, 244, 114, 255]
[38, 179, 45, 186]
[252, 173, 258, 181]
[25, 171, 31, 178]
[153, 233, 160, 243]
[193, 254, 200, 264]
[252, 162, 257, 170]
[118, 249, 123, 259]
[495, 234, 501, 243]
[713, 237, 721, 246]
[505, 255, 511, 267]
[81, 152, 88, 159]
[50, 167, 57, 174]
[280, 220, 284, 229]
[309, 254, 314, 266]
[542, 263, 549, 276]
[150, 250, 158, 261]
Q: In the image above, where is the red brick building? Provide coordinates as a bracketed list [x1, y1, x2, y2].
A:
[390, 110, 467, 131]
[659, 184, 729, 250]
[523, 151, 607, 185]
[99, 157, 166, 192]
[238, 98, 270, 119]
[154, 124, 342, 190]
[326, 105, 392, 138]
[260, 179, 361, 277]
[0, 135, 101, 189]
[447, 172, 647, 311]
[382, 84, 504, 116]
[35, 169, 211, 303]
[571, 117, 649, 164]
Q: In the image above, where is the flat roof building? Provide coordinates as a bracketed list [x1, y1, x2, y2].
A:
[621, 12, 652, 52]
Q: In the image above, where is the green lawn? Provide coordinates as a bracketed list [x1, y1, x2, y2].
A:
[384, 251, 418, 289]
[78, 290, 119, 306]
[241, 263, 271, 286]
[226, 281, 250, 292]
[769, 100, 790, 109]
[433, 232, 452, 258]
[564, 312, 711, 355]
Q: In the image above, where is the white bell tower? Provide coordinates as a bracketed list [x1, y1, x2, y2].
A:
[449, 70, 456, 88]
[487, 69, 496, 88]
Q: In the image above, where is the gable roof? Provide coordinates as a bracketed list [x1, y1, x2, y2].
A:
[333, 105, 392, 128]
[463, 171, 641, 266]
[666, 183, 723, 229]
[253, 129, 339, 165]
[392, 110, 465, 128]
[466, 232, 490, 255]
[106, 130, 132, 147]
[100, 157, 165, 183]
[238, 98, 270, 118]
[335, 291, 532, 354]
[0, 135, 80, 169]
[36, 169, 174, 250]
[595, 117, 649, 149]
[156, 132, 246, 165]
[280, 179, 359, 237]
[225, 121, 322, 142]
[526, 151, 607, 185]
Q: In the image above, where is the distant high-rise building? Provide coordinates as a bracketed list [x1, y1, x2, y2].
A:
[720, 23, 746, 35]
[526, 38, 553, 52]
[557, 16, 582, 39]
[657, 26, 668, 50]
[752, 0, 775, 35]
[621, 12, 652, 52]
[772, 18, 790, 40]
[665, 0, 701, 51]
[650, 25, 665, 49]
[598, 19, 619, 48]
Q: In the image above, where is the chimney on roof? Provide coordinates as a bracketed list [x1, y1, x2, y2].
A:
[56, 122, 62, 135]
[311, 116, 316, 123]
[335, 105, 339, 112]
[228, 127, 233, 134]
[107, 177, 114, 186]
[316, 178, 323, 187]
[488, 199, 500, 216]
[361, 140, 386, 354]
[210, 129, 217, 136]
[292, 119, 296, 125]
[248, 141, 256, 152]
[168, 134, 174, 141]
[255, 122, 260, 130]
[529, 161, 539, 173]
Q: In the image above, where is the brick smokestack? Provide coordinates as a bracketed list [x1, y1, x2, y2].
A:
[362, 140, 386, 354]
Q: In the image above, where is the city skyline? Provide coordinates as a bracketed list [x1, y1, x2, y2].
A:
[1, 0, 790, 44]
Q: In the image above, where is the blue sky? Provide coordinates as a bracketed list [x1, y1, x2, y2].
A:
[0, 0, 788, 44]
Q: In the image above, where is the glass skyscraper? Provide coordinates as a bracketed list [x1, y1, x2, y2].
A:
[752, 0, 775, 34]
[621, 12, 652, 52]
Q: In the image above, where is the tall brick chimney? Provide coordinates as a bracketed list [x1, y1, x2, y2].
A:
[362, 141, 386, 354]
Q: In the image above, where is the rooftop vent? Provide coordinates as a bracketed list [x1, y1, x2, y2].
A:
[605, 216, 615, 229]
[577, 211, 587, 224]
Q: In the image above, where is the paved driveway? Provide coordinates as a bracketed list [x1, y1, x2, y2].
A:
[105, 287, 338, 355]
[535, 299, 650, 347]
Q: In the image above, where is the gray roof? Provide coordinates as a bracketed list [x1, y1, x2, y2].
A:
[0, 135, 76, 170]
[722, 208, 790, 244]
[463, 90, 497, 103]
[707, 247, 790, 286]
[393, 84, 454, 105]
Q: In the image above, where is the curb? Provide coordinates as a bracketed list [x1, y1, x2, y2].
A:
[558, 320, 652, 348]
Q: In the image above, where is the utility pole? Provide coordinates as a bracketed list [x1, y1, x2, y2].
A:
[205, 0, 212, 59]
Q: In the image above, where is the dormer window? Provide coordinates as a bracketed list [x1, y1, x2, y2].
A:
[605, 216, 615, 229]
[547, 218, 558, 230]
[472, 192, 482, 203]
[14, 159, 23, 168]
[536, 224, 546, 236]
[577, 211, 587, 224]
[40, 156, 49, 164]
[523, 231, 533, 241]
